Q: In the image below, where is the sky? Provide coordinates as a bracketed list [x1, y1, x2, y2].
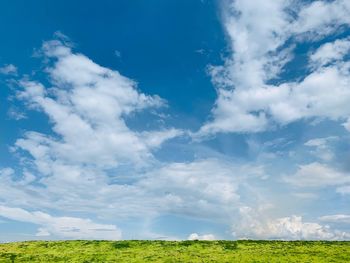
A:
[0, 0, 350, 241]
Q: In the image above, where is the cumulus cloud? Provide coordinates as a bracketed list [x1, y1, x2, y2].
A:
[0, 205, 121, 240]
[0, 38, 202, 231]
[234, 207, 350, 240]
[5, 40, 189, 224]
[0, 39, 270, 235]
[187, 233, 216, 240]
[3, 22, 349, 240]
[16, 40, 183, 170]
[293, 0, 350, 38]
[284, 162, 350, 188]
[197, 0, 350, 136]
[0, 64, 17, 75]
[309, 37, 350, 68]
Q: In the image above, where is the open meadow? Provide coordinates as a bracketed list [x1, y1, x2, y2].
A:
[0, 240, 349, 262]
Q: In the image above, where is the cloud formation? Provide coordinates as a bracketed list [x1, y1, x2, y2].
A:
[187, 233, 216, 240]
[17, 40, 181, 170]
[320, 214, 350, 224]
[198, 0, 350, 136]
[2, 0, 350, 240]
[284, 162, 350, 188]
[0, 64, 17, 75]
[235, 207, 349, 240]
[0, 205, 121, 240]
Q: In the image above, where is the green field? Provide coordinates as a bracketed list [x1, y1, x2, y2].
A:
[0, 240, 349, 262]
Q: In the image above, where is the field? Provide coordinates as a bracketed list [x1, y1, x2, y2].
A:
[0, 240, 349, 262]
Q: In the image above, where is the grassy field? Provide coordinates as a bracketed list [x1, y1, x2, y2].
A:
[0, 240, 349, 262]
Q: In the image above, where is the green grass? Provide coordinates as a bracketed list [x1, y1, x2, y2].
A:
[0, 240, 349, 262]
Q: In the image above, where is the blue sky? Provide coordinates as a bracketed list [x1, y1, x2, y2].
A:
[1, 0, 350, 241]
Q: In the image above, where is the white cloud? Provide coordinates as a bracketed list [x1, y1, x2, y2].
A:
[1, 39, 265, 230]
[320, 214, 350, 224]
[0, 156, 264, 225]
[293, 0, 350, 38]
[0, 39, 201, 229]
[200, 63, 350, 135]
[0, 205, 121, 240]
[187, 233, 216, 240]
[139, 159, 241, 218]
[197, 0, 350, 136]
[7, 107, 27, 120]
[304, 137, 338, 148]
[4, 26, 350, 241]
[343, 118, 350, 132]
[234, 207, 350, 240]
[284, 162, 350, 188]
[0, 168, 15, 178]
[336, 185, 350, 195]
[15, 40, 183, 173]
[0, 64, 17, 75]
[140, 128, 184, 149]
[304, 136, 338, 161]
[310, 37, 350, 68]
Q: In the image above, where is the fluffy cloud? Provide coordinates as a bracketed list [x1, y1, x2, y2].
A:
[6, 40, 190, 224]
[284, 162, 350, 188]
[0, 205, 121, 240]
[234, 207, 350, 240]
[0, 64, 17, 75]
[197, 0, 350, 136]
[293, 0, 350, 37]
[0, 38, 203, 230]
[16, 40, 183, 170]
[4, 22, 349, 240]
[309, 37, 350, 68]
[1, 39, 264, 232]
[187, 233, 216, 240]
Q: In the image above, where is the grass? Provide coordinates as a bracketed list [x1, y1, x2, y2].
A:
[0, 240, 349, 262]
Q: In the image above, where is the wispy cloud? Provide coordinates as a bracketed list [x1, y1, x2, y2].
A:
[0, 205, 121, 240]
[320, 214, 350, 224]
